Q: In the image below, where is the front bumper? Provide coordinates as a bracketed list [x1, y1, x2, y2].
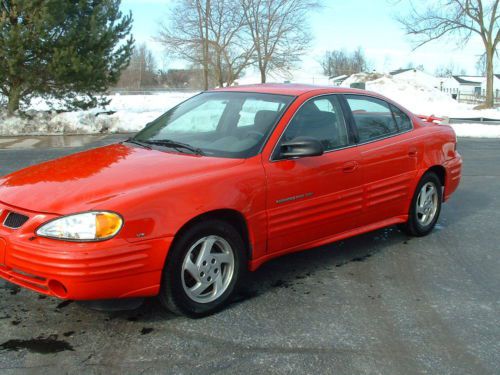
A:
[0, 202, 172, 300]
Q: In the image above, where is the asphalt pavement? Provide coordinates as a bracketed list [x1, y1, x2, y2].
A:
[0, 136, 499, 374]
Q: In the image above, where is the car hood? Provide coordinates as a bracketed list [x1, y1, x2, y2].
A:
[0, 144, 245, 214]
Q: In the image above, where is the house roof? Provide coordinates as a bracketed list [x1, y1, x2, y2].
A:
[390, 68, 415, 75]
[330, 74, 348, 82]
[452, 76, 481, 85]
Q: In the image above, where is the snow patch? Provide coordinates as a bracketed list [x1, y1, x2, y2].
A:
[450, 123, 500, 138]
[0, 92, 196, 136]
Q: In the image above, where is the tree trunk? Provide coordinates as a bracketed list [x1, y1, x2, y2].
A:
[7, 86, 22, 115]
[196, 0, 209, 91]
[203, 0, 210, 90]
[485, 47, 494, 108]
[217, 53, 224, 87]
[260, 67, 266, 83]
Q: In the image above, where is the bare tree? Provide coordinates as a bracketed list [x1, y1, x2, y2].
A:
[397, 0, 499, 108]
[435, 62, 467, 77]
[241, 0, 321, 83]
[158, 0, 252, 88]
[116, 43, 158, 89]
[207, 0, 254, 86]
[157, 0, 210, 90]
[321, 48, 369, 77]
[476, 53, 489, 75]
[196, 0, 210, 90]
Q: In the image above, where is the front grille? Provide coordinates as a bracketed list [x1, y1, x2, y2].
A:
[3, 212, 29, 229]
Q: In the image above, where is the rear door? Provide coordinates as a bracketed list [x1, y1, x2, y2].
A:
[343, 95, 419, 226]
[264, 95, 363, 253]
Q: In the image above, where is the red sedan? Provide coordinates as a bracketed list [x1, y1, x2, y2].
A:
[0, 84, 462, 316]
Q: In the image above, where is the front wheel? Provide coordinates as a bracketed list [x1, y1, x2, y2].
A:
[401, 172, 442, 237]
[159, 219, 246, 317]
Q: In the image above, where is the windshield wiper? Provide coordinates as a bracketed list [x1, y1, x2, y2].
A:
[144, 139, 204, 156]
[124, 138, 152, 149]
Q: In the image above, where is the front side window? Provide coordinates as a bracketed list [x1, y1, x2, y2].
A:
[346, 95, 398, 142]
[134, 92, 294, 158]
[279, 95, 350, 152]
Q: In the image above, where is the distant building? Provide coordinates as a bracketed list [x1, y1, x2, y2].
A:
[330, 75, 349, 86]
[440, 75, 499, 99]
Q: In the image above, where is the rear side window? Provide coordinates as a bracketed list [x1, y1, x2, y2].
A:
[346, 95, 398, 143]
[391, 104, 412, 131]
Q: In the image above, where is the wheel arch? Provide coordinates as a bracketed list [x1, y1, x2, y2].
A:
[167, 209, 252, 266]
[427, 165, 446, 188]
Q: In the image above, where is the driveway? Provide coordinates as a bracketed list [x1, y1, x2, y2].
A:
[0, 136, 499, 374]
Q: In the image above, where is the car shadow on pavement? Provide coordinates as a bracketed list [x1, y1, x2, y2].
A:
[233, 225, 409, 305]
[86, 224, 411, 322]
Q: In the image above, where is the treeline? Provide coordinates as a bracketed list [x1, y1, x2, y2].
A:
[115, 43, 207, 90]
[320, 48, 370, 77]
[117, 0, 321, 90]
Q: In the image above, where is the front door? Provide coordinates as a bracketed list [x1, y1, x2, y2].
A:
[264, 95, 363, 254]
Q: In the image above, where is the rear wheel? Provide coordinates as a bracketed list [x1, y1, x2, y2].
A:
[159, 219, 246, 317]
[401, 172, 442, 237]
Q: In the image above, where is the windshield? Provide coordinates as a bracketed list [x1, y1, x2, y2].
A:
[133, 92, 295, 158]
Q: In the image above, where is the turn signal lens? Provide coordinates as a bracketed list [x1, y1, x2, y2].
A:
[96, 212, 123, 239]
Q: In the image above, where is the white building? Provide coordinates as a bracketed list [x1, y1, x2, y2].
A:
[441, 75, 500, 99]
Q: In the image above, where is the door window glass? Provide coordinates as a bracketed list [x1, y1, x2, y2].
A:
[346, 96, 398, 142]
[280, 95, 349, 152]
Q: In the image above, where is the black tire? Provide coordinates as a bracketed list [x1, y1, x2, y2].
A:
[159, 219, 246, 317]
[401, 172, 442, 237]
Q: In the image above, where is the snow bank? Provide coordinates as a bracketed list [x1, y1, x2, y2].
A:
[343, 73, 500, 120]
[450, 123, 500, 138]
[0, 92, 196, 136]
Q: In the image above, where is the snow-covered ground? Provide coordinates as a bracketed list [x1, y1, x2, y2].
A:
[0, 92, 196, 136]
[0, 72, 499, 137]
[447, 123, 500, 138]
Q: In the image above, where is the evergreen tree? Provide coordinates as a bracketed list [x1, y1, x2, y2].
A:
[0, 0, 134, 115]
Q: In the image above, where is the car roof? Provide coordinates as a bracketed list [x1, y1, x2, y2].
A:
[211, 83, 366, 96]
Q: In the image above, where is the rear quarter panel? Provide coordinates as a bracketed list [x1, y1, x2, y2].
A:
[413, 119, 461, 200]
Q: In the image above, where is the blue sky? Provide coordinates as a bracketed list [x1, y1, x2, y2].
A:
[120, 0, 486, 75]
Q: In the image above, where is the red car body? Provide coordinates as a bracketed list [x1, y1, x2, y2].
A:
[0, 84, 462, 301]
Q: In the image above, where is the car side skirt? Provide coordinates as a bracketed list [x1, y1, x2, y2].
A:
[249, 215, 408, 271]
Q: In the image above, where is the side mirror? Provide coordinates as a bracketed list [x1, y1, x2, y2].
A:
[279, 137, 324, 159]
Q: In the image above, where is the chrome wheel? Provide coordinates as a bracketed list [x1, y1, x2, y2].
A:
[181, 235, 235, 304]
[416, 182, 439, 226]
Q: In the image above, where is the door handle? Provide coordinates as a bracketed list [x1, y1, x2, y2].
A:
[342, 161, 359, 173]
[408, 148, 418, 158]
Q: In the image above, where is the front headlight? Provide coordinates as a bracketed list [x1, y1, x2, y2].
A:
[36, 212, 123, 241]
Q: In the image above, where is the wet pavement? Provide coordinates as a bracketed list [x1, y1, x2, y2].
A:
[0, 136, 499, 374]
